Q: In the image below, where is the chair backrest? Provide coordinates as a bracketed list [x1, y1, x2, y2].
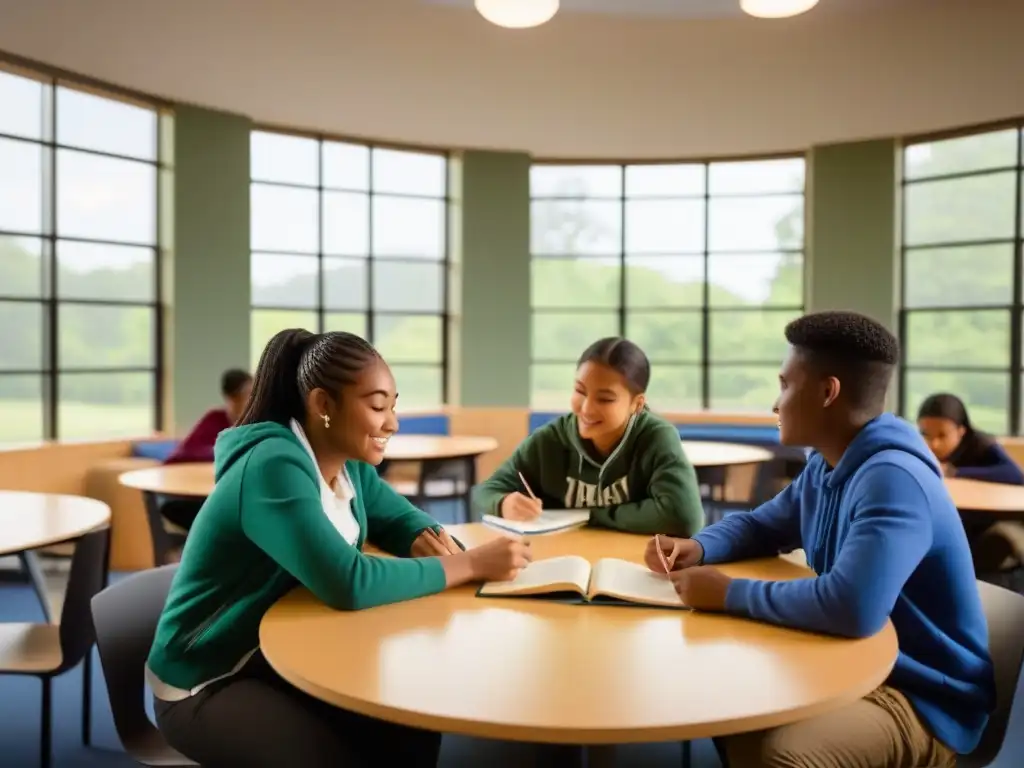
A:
[57, 526, 110, 672]
[91, 564, 178, 748]
[962, 579, 1024, 767]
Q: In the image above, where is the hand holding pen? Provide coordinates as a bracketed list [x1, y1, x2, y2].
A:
[499, 471, 543, 521]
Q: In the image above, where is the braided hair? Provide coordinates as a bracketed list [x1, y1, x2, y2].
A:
[236, 329, 381, 427]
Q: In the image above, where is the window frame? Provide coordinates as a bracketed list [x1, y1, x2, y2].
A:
[0, 56, 166, 441]
[897, 120, 1024, 435]
[249, 126, 451, 406]
[529, 153, 807, 410]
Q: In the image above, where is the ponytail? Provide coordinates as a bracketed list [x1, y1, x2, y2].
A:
[237, 329, 317, 427]
[236, 327, 381, 428]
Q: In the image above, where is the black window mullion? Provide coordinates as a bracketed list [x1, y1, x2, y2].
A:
[317, 139, 325, 334]
[441, 153, 450, 406]
[367, 151, 375, 345]
[1010, 130, 1024, 435]
[701, 163, 711, 409]
[618, 165, 626, 338]
[45, 77, 58, 440]
[153, 111, 165, 433]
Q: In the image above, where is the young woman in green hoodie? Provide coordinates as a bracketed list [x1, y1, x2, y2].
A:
[146, 328, 531, 767]
[474, 337, 705, 536]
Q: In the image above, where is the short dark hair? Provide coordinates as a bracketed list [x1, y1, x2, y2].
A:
[784, 311, 899, 411]
[237, 330, 380, 426]
[577, 337, 651, 396]
[220, 368, 252, 398]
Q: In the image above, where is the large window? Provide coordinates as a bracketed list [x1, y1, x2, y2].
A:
[249, 131, 449, 407]
[530, 159, 805, 410]
[0, 66, 163, 443]
[899, 126, 1024, 434]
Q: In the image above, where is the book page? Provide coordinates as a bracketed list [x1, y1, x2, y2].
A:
[589, 558, 687, 609]
[482, 510, 590, 535]
[478, 555, 592, 597]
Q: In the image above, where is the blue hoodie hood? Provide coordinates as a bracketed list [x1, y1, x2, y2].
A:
[824, 412, 941, 488]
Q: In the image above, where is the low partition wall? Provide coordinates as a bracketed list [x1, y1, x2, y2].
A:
[9, 410, 1018, 572]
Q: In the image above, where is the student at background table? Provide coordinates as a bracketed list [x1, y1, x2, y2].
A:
[917, 392, 1024, 485]
[165, 368, 253, 465]
[473, 337, 704, 536]
[159, 368, 253, 531]
[646, 311, 994, 768]
[918, 391, 1024, 574]
[147, 329, 531, 768]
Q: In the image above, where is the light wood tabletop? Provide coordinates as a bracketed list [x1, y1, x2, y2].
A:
[119, 462, 213, 498]
[681, 440, 775, 467]
[0, 491, 111, 557]
[384, 434, 498, 462]
[118, 435, 501, 498]
[259, 524, 898, 745]
[945, 477, 1024, 516]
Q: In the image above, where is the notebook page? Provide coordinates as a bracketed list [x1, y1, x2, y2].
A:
[479, 555, 592, 596]
[590, 558, 687, 608]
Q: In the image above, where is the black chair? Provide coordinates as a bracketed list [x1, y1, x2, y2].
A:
[388, 458, 476, 523]
[0, 526, 109, 768]
[91, 563, 197, 766]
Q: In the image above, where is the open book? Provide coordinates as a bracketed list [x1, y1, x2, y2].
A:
[481, 510, 590, 535]
[477, 555, 688, 609]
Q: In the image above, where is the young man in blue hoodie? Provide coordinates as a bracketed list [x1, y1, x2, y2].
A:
[646, 311, 994, 767]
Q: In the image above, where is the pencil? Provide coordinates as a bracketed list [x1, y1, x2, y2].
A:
[517, 471, 538, 501]
[655, 534, 671, 574]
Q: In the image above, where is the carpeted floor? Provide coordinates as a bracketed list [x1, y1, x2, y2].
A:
[3, 499, 1023, 767]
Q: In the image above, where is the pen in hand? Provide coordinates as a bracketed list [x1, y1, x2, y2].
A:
[655, 534, 671, 574]
[517, 471, 539, 501]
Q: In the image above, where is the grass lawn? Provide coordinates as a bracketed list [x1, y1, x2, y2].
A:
[0, 399, 153, 444]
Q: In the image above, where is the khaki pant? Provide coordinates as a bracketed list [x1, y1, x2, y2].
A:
[723, 686, 956, 768]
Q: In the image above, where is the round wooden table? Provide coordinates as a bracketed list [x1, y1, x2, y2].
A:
[119, 462, 214, 499]
[0, 491, 111, 557]
[118, 435, 501, 499]
[945, 477, 1024, 519]
[0, 491, 111, 623]
[681, 440, 774, 468]
[260, 524, 898, 753]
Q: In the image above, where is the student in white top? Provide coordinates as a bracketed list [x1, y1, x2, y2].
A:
[146, 328, 530, 767]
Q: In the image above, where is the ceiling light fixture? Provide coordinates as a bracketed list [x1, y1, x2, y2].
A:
[474, 0, 560, 29]
[740, 0, 820, 18]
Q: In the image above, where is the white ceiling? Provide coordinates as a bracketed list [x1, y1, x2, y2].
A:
[0, 0, 1020, 158]
[425, 0, 896, 19]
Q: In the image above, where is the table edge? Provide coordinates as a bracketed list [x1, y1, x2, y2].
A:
[260, 603, 898, 744]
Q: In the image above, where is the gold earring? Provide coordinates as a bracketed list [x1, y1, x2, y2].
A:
[321, 413, 330, 429]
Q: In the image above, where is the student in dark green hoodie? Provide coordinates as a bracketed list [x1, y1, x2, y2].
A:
[147, 328, 531, 768]
[474, 337, 705, 536]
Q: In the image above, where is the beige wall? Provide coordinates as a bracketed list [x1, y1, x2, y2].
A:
[0, 0, 1022, 157]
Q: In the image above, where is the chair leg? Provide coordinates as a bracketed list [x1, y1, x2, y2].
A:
[41, 677, 52, 768]
[82, 649, 92, 745]
[681, 740, 692, 768]
[19, 551, 53, 624]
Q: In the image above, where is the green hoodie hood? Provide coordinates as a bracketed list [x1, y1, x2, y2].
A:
[472, 408, 705, 536]
[555, 408, 650, 506]
[213, 421, 297, 480]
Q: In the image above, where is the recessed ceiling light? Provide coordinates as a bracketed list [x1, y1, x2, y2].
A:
[474, 0, 560, 29]
[741, 0, 820, 19]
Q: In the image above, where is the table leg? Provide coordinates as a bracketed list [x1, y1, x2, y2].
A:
[18, 551, 53, 624]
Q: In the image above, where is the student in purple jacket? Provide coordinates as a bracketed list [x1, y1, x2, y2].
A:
[918, 392, 1024, 573]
